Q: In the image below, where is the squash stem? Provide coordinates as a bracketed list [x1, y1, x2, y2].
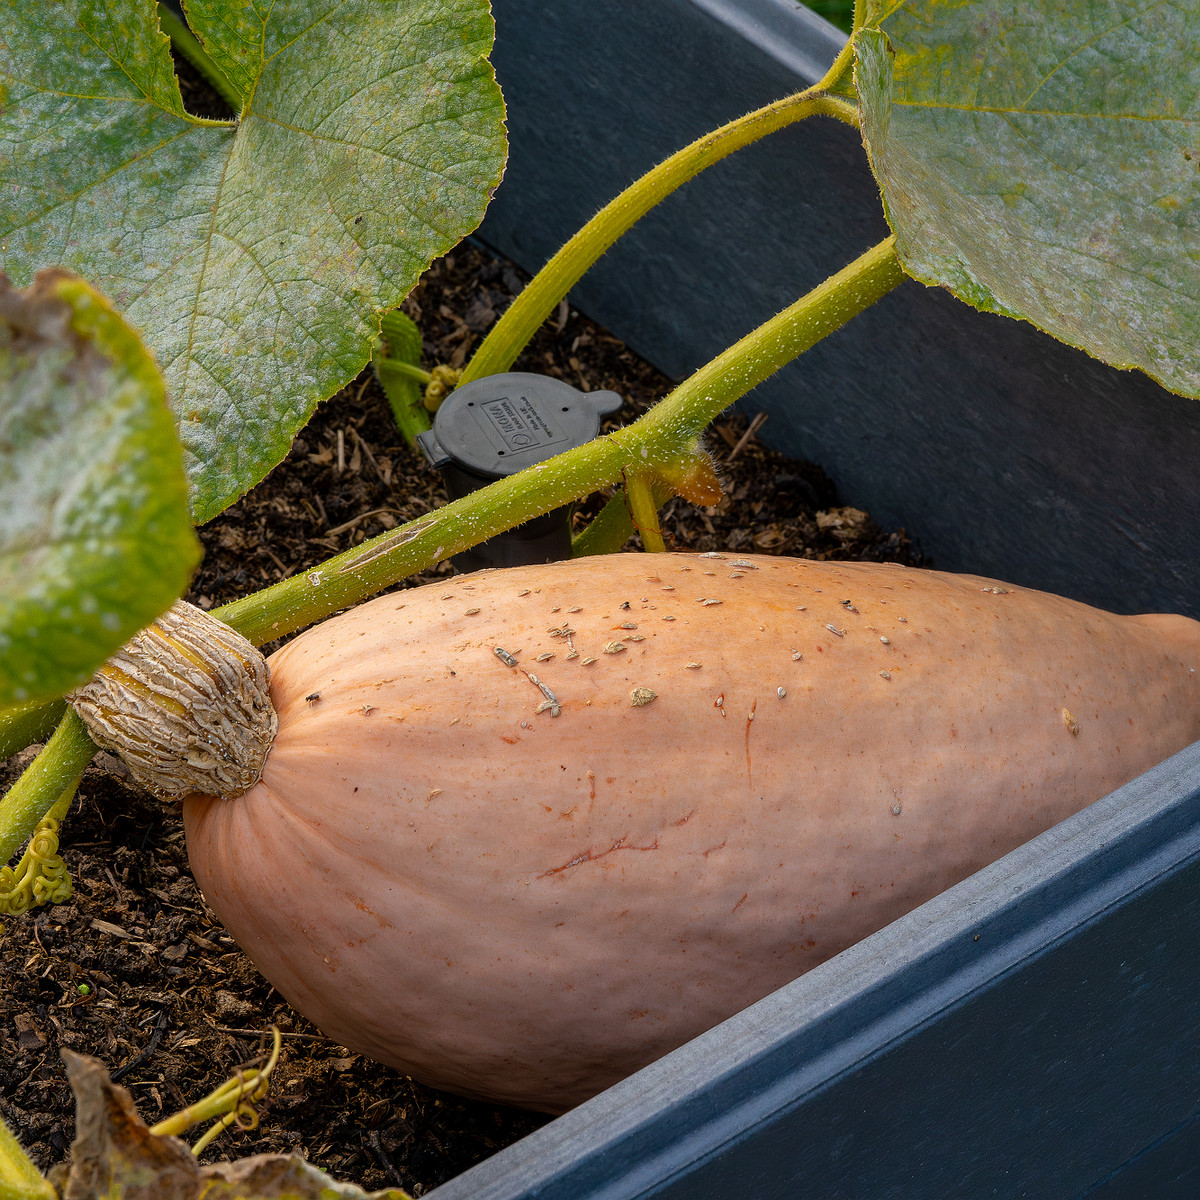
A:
[213, 236, 902, 645]
[0, 710, 93, 867]
[458, 57, 859, 387]
[378, 357, 433, 387]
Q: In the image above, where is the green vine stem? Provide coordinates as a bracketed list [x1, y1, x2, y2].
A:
[377, 357, 433, 387]
[571, 481, 676, 558]
[216, 234, 902, 643]
[0, 699, 64, 762]
[157, 2, 242, 112]
[0, 1113, 54, 1200]
[624, 472, 667, 553]
[570, 490, 634, 558]
[458, 48, 859, 387]
[0, 710, 93, 866]
[0, 235, 902, 864]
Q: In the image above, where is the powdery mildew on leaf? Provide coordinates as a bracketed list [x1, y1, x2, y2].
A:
[0, 0, 507, 521]
[0, 271, 198, 707]
[857, 0, 1200, 399]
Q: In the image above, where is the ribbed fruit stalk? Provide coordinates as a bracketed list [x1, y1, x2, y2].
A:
[69, 601, 276, 801]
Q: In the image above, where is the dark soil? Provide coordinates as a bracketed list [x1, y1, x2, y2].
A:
[1, 52, 925, 1200]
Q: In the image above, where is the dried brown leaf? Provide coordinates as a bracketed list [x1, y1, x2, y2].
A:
[58, 1052, 409, 1200]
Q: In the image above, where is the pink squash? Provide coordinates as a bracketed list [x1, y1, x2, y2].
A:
[182, 553, 1200, 1112]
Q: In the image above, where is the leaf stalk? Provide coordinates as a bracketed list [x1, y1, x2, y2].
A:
[0, 700, 65, 763]
[459, 48, 859, 387]
[624, 473, 667, 553]
[0, 710, 93, 867]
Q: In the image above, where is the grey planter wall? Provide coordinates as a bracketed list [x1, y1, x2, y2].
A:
[419, 2, 1200, 1197]
[478, 0, 1200, 621]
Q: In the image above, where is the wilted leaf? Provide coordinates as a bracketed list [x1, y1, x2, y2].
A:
[0, 271, 199, 706]
[60, 1049, 199, 1200]
[200, 1154, 410, 1199]
[857, 0, 1200, 398]
[0, 0, 507, 521]
[59, 1051, 410, 1200]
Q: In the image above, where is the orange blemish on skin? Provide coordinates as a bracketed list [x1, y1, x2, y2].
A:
[745, 698, 757, 783]
[539, 836, 660, 878]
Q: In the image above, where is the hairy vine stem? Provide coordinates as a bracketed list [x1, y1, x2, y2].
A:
[0, 710, 92, 866]
[624, 472, 667, 553]
[216, 235, 900, 643]
[459, 44, 859, 386]
[0, 1115, 55, 1200]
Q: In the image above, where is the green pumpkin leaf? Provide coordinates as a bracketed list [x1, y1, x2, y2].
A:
[0, 271, 200, 707]
[0, 0, 507, 522]
[857, 0, 1200, 398]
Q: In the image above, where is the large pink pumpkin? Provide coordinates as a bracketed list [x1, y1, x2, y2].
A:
[183, 553, 1200, 1112]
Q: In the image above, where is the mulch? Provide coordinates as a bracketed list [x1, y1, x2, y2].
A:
[2, 50, 925, 1197]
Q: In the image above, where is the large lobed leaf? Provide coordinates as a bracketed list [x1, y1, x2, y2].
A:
[0, 0, 507, 522]
[858, 0, 1200, 398]
[0, 271, 199, 707]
